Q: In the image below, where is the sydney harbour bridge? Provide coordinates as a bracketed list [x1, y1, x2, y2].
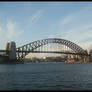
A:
[0, 38, 91, 63]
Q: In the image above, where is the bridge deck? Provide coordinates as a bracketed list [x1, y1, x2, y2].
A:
[0, 50, 8, 52]
[16, 50, 89, 56]
[0, 50, 89, 56]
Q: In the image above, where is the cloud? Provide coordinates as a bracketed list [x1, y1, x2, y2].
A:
[79, 41, 92, 52]
[77, 30, 92, 41]
[0, 26, 2, 31]
[60, 15, 74, 25]
[29, 9, 43, 25]
[0, 19, 24, 49]
[6, 20, 16, 39]
[48, 34, 56, 38]
[6, 19, 24, 40]
[60, 5, 92, 26]
[56, 5, 92, 50]
[61, 24, 92, 41]
[60, 25, 92, 51]
[0, 9, 43, 49]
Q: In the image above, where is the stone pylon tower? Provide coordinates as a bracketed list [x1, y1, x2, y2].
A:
[6, 41, 16, 60]
[89, 49, 92, 62]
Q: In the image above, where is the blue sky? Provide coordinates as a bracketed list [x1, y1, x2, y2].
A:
[0, 2, 92, 51]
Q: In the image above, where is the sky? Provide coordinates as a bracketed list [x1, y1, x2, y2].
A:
[0, 2, 92, 53]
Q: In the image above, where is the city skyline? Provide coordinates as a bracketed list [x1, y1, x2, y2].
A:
[0, 2, 92, 52]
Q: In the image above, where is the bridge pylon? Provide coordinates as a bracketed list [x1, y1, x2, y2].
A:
[6, 41, 16, 61]
[89, 50, 92, 62]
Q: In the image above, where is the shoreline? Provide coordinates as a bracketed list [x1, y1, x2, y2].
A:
[0, 59, 91, 64]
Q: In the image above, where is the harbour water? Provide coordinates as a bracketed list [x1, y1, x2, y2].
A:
[0, 62, 92, 91]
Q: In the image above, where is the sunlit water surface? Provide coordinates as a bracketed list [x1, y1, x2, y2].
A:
[0, 62, 92, 90]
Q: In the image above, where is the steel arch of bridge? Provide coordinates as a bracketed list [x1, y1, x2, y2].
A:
[16, 38, 87, 59]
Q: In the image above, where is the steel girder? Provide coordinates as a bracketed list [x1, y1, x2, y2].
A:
[16, 38, 87, 59]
